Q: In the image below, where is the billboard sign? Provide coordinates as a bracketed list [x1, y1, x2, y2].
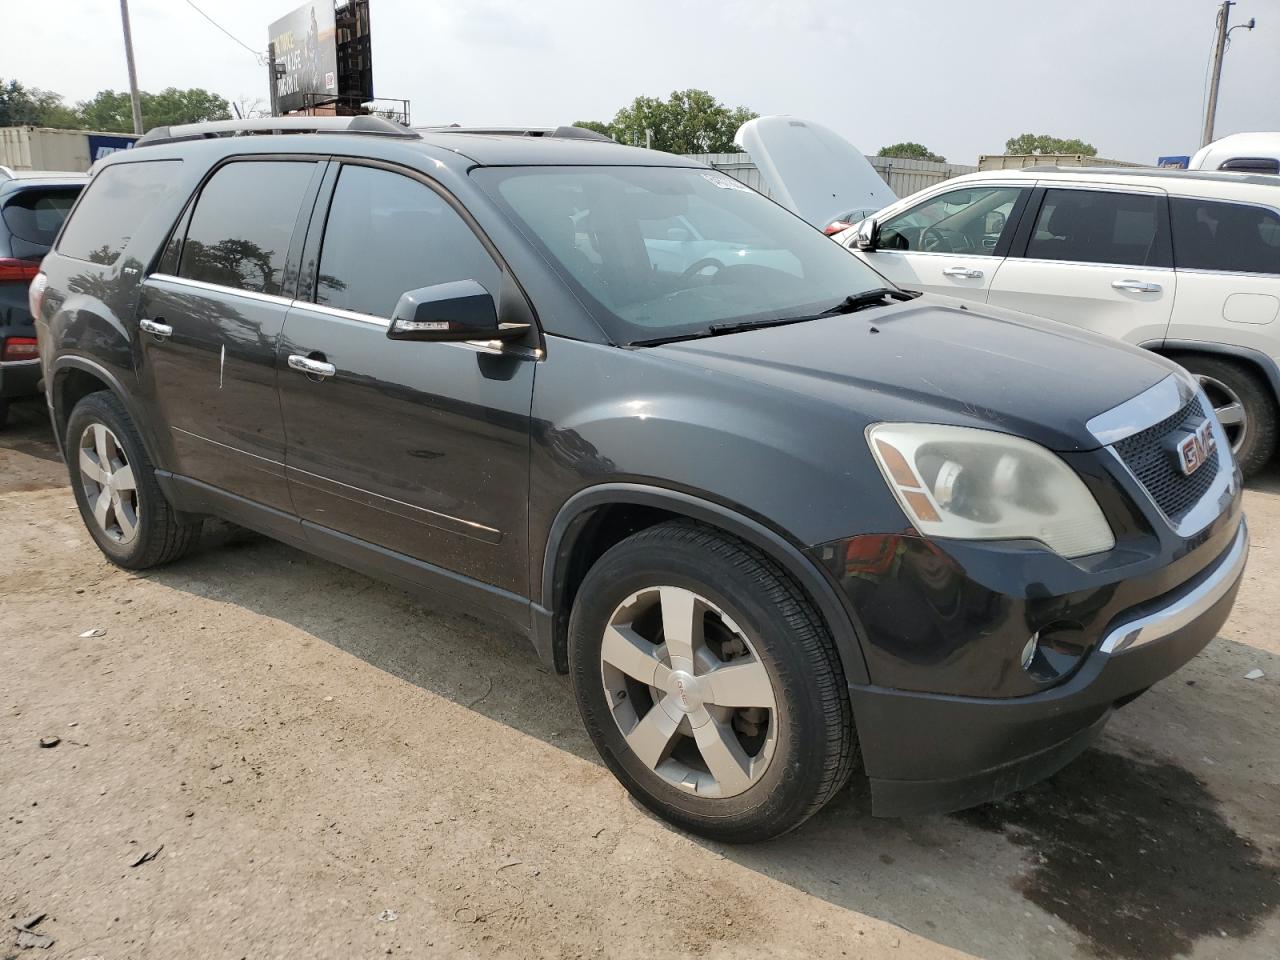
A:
[269, 1, 339, 113]
[87, 134, 137, 163]
[1158, 155, 1191, 169]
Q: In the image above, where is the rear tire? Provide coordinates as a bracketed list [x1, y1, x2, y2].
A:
[1178, 356, 1276, 478]
[0, 398, 9, 430]
[66, 391, 200, 569]
[569, 520, 857, 842]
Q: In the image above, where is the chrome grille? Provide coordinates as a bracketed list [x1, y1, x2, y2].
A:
[1113, 397, 1220, 521]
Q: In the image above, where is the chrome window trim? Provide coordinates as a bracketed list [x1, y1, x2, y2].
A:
[147, 272, 296, 308]
[1002, 257, 1175, 272]
[1100, 518, 1248, 655]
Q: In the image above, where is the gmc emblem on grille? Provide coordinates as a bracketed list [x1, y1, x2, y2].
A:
[1175, 420, 1217, 477]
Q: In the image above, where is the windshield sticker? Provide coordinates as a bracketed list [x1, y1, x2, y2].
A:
[701, 173, 753, 193]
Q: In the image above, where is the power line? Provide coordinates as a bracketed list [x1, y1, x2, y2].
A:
[182, 0, 266, 64]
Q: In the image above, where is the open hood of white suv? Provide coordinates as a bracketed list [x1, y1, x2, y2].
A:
[734, 115, 896, 229]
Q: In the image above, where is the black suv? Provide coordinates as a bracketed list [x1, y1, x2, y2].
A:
[33, 118, 1248, 841]
[0, 167, 86, 426]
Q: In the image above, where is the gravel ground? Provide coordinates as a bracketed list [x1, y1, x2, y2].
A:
[2, 395, 1278, 960]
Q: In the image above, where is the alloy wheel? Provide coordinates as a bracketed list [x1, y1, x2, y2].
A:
[1197, 374, 1247, 456]
[78, 422, 140, 545]
[599, 586, 778, 798]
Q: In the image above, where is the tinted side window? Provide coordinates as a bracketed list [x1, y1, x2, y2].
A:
[1025, 190, 1166, 267]
[1, 187, 82, 255]
[1171, 198, 1280, 274]
[878, 186, 1022, 256]
[57, 161, 183, 265]
[178, 161, 315, 297]
[316, 165, 499, 318]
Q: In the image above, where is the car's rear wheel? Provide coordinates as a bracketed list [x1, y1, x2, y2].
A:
[1179, 356, 1277, 477]
[66, 391, 200, 569]
[569, 520, 857, 842]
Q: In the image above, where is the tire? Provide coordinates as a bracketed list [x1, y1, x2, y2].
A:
[65, 391, 200, 569]
[1178, 355, 1277, 478]
[568, 520, 857, 842]
[0, 399, 9, 430]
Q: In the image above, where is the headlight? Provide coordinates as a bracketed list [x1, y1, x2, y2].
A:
[866, 423, 1115, 559]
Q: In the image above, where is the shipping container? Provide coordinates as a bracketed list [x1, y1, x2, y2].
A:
[977, 153, 1147, 171]
[0, 126, 138, 173]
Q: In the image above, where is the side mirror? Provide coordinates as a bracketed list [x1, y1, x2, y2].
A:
[854, 218, 881, 252]
[386, 279, 530, 343]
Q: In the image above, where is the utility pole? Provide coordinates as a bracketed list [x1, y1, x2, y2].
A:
[118, 0, 144, 135]
[267, 42, 280, 117]
[1202, 1, 1257, 147]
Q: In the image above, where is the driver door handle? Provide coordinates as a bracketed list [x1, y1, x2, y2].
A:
[1112, 279, 1162, 294]
[942, 266, 984, 279]
[139, 318, 173, 338]
[288, 354, 337, 379]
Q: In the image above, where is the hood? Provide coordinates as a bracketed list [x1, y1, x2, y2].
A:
[653, 297, 1177, 452]
[734, 116, 896, 228]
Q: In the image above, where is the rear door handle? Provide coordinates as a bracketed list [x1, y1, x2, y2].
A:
[287, 354, 337, 379]
[942, 266, 984, 279]
[139, 318, 172, 338]
[1112, 279, 1162, 294]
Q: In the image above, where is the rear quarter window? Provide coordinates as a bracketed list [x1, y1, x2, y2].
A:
[57, 160, 184, 265]
[1170, 198, 1280, 274]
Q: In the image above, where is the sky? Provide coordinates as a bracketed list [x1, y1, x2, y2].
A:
[7, 0, 1280, 165]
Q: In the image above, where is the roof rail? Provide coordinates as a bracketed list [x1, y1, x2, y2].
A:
[0, 165, 14, 181]
[420, 124, 616, 143]
[134, 115, 419, 148]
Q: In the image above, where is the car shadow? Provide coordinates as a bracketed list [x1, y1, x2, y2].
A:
[141, 527, 1280, 960]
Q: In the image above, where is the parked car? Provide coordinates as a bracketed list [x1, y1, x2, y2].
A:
[33, 118, 1247, 841]
[0, 166, 86, 427]
[840, 166, 1280, 475]
[1190, 132, 1280, 175]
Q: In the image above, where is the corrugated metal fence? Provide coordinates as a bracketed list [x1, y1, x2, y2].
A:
[683, 152, 978, 200]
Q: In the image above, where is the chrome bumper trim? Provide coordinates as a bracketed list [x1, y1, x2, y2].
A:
[1100, 519, 1249, 655]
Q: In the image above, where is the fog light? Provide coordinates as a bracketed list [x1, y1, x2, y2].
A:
[1020, 632, 1040, 671]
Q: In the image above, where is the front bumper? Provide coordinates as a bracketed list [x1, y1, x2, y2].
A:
[850, 517, 1248, 816]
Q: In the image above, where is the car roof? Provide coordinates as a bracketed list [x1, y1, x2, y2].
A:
[942, 165, 1280, 195]
[125, 117, 704, 171]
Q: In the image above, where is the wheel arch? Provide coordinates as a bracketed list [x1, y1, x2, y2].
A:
[535, 483, 871, 686]
[1143, 338, 1280, 405]
[50, 356, 163, 467]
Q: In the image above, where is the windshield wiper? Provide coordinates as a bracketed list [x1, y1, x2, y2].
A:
[814, 287, 919, 318]
[630, 315, 812, 347]
[629, 288, 920, 347]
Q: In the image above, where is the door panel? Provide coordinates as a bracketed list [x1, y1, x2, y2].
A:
[134, 158, 322, 510]
[987, 187, 1175, 345]
[854, 184, 1027, 301]
[278, 306, 535, 592]
[137, 277, 294, 509]
[279, 162, 534, 594]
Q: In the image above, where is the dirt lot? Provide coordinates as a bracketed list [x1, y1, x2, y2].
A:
[1, 395, 1278, 960]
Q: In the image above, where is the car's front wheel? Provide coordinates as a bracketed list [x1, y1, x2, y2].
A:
[569, 520, 857, 842]
[66, 391, 201, 569]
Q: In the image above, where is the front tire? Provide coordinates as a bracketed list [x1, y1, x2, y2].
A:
[66, 391, 200, 569]
[569, 520, 857, 842]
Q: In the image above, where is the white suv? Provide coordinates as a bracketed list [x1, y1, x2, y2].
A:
[842, 167, 1280, 475]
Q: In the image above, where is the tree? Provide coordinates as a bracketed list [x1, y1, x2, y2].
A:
[0, 78, 80, 128]
[76, 87, 231, 133]
[1004, 133, 1097, 156]
[587, 89, 758, 154]
[877, 142, 945, 163]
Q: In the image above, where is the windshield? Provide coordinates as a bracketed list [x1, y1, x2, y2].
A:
[473, 166, 891, 344]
